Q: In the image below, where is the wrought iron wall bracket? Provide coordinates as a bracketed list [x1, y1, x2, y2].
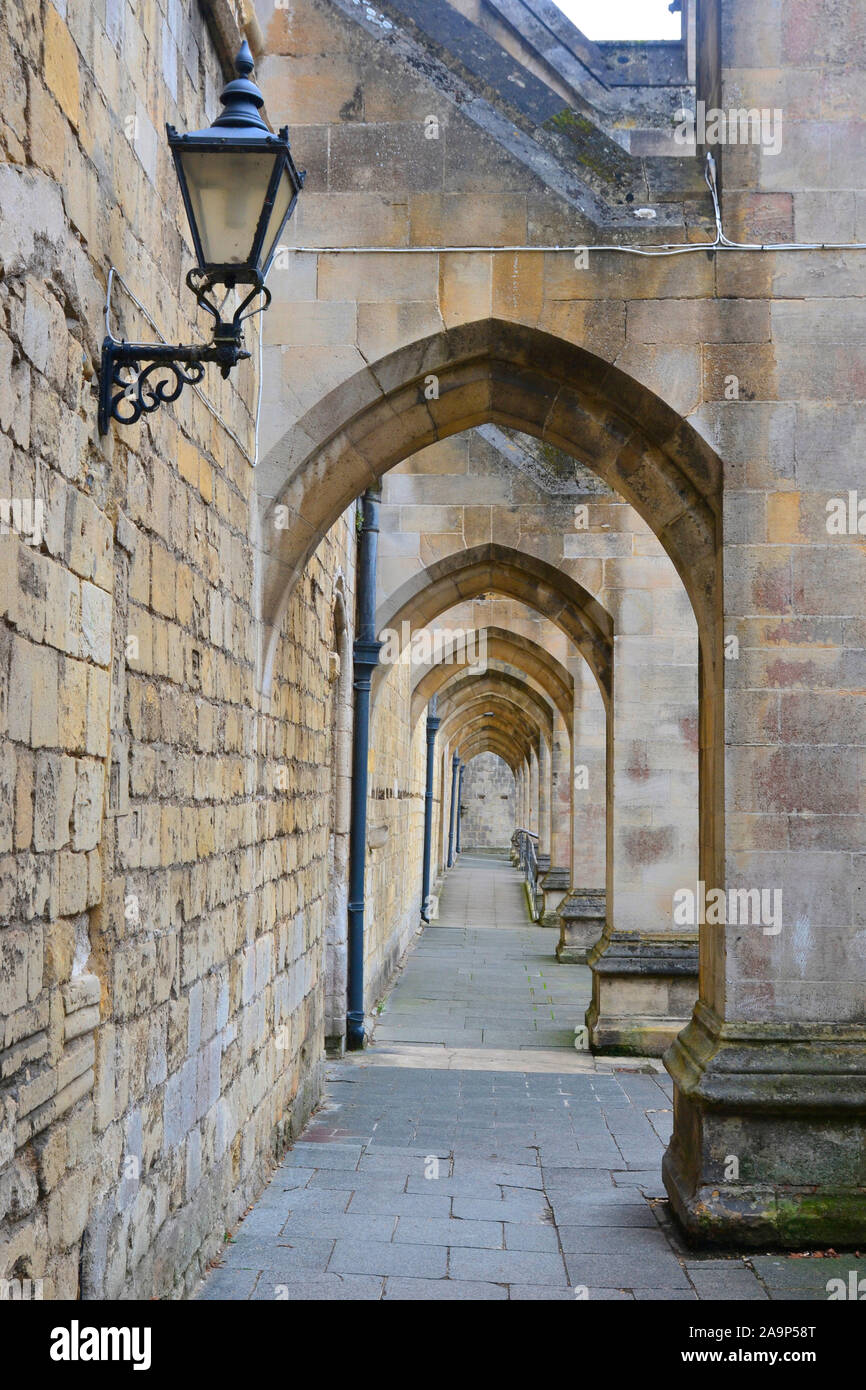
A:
[98, 336, 244, 433]
[98, 269, 270, 434]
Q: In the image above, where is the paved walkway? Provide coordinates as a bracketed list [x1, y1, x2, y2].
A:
[197, 853, 854, 1301]
[372, 850, 591, 1054]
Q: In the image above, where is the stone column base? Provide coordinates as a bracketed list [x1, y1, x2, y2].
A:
[539, 866, 570, 927]
[585, 931, 698, 1056]
[663, 1002, 866, 1247]
[556, 889, 605, 963]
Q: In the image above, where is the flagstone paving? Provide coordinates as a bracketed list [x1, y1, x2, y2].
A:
[196, 854, 859, 1302]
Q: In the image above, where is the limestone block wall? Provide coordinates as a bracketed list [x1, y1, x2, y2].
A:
[695, 0, 866, 1031]
[0, 0, 362, 1302]
[461, 752, 515, 849]
[84, 515, 354, 1299]
[367, 656, 427, 1011]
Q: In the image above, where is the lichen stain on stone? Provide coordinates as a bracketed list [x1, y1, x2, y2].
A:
[623, 825, 673, 864]
[765, 658, 821, 689]
[679, 714, 699, 749]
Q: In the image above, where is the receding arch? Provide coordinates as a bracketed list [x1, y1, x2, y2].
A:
[257, 316, 724, 997]
[457, 732, 524, 772]
[436, 673, 554, 750]
[440, 688, 543, 751]
[442, 704, 543, 761]
[411, 626, 575, 729]
[370, 544, 612, 710]
[257, 319, 720, 691]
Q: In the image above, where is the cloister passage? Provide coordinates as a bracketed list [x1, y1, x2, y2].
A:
[253, 318, 866, 1255]
[198, 854, 838, 1301]
[8, 0, 865, 1307]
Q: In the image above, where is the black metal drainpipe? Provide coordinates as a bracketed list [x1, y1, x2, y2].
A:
[421, 697, 440, 922]
[456, 763, 465, 853]
[346, 485, 383, 1050]
[447, 752, 460, 868]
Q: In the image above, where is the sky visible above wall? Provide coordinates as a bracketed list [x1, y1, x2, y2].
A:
[553, 0, 681, 40]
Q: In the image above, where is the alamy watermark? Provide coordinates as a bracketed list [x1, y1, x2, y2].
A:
[0, 497, 44, 546]
[827, 1271, 866, 1300]
[1, 1277, 44, 1300]
[826, 491, 866, 535]
[673, 881, 782, 935]
[49, 1322, 152, 1371]
[674, 102, 783, 155]
[377, 621, 487, 674]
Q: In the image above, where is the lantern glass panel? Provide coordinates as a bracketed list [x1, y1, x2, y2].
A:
[177, 148, 278, 267]
[260, 164, 296, 273]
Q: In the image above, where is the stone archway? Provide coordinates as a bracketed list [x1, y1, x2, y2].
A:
[368, 544, 613, 928]
[256, 318, 741, 1241]
[437, 670, 555, 743]
[372, 543, 612, 706]
[415, 631, 579, 901]
[442, 702, 545, 762]
[410, 626, 574, 730]
[256, 317, 721, 926]
[257, 320, 720, 648]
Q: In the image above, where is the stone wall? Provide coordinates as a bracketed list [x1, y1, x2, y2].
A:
[249, 0, 866, 1237]
[366, 657, 427, 1010]
[461, 752, 515, 849]
[0, 0, 374, 1300]
[3, 0, 866, 1295]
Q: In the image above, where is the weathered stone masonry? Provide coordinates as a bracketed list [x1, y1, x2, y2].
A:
[255, 0, 866, 1245]
[2, 0, 866, 1303]
[0, 0, 362, 1300]
[461, 752, 515, 850]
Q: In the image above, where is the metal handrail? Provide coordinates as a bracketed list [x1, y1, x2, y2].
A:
[512, 828, 541, 921]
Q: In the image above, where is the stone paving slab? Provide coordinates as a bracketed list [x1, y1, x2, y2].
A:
[449, 1246, 568, 1286]
[382, 1277, 507, 1300]
[349, 1043, 662, 1073]
[503, 1223, 562, 1252]
[279, 1213, 397, 1242]
[557, 1224, 681, 1253]
[564, 1249, 690, 1289]
[549, 1200, 660, 1226]
[250, 1274, 385, 1301]
[394, 1216, 503, 1248]
[330, 1239, 449, 1278]
[227, 1235, 335, 1272]
[752, 1255, 866, 1300]
[684, 1263, 769, 1300]
[196, 855, 848, 1302]
[451, 1194, 551, 1222]
[346, 1190, 453, 1218]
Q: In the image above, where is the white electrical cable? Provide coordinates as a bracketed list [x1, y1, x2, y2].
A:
[285, 155, 866, 257]
[252, 265, 270, 468]
[105, 156, 865, 464]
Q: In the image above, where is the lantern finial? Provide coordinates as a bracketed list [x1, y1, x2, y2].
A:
[235, 39, 255, 78]
[213, 41, 267, 129]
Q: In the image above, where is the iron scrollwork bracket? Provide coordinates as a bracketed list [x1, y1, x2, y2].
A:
[98, 268, 271, 434]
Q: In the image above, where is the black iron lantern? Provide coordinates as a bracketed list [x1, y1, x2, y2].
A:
[167, 41, 303, 283]
[99, 41, 304, 433]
